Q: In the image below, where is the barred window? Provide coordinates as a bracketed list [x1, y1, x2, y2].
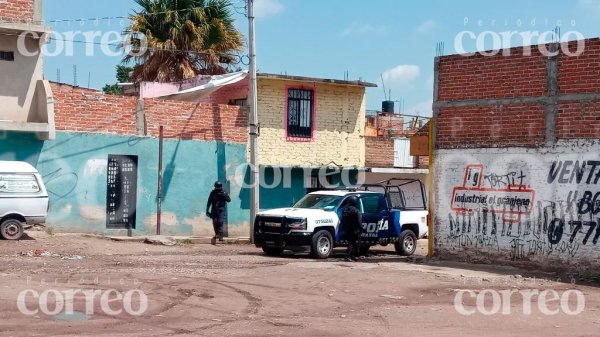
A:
[287, 89, 313, 138]
[0, 51, 14, 62]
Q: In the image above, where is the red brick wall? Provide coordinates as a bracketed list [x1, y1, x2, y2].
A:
[558, 39, 600, 94]
[437, 104, 546, 148]
[0, 0, 34, 22]
[437, 38, 600, 148]
[51, 83, 248, 143]
[557, 99, 600, 139]
[438, 48, 547, 101]
[365, 137, 394, 167]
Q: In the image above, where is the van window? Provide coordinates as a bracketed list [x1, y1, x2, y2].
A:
[0, 174, 40, 193]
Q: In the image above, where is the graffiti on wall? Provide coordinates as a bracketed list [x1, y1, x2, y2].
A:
[443, 159, 600, 261]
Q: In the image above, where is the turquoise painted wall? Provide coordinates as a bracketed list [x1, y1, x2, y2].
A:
[0, 131, 250, 236]
[259, 168, 308, 210]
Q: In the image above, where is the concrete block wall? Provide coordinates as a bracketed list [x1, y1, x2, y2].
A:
[257, 77, 366, 167]
[433, 38, 600, 275]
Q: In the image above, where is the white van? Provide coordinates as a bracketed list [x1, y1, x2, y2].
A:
[0, 161, 48, 240]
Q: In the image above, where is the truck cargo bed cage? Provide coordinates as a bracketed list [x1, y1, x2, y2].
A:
[331, 178, 427, 211]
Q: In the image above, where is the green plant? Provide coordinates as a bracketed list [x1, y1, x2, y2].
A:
[124, 0, 243, 82]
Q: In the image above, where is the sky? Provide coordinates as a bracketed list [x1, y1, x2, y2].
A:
[42, 0, 600, 116]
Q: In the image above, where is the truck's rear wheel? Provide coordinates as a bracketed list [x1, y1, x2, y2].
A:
[311, 230, 333, 259]
[262, 247, 283, 256]
[395, 230, 417, 256]
[1, 219, 24, 240]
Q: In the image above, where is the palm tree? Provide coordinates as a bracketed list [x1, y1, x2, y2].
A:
[124, 0, 244, 82]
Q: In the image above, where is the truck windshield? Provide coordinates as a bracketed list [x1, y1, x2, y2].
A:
[293, 194, 343, 210]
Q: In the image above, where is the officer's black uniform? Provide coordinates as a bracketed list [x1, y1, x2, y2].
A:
[206, 182, 231, 243]
[341, 196, 363, 262]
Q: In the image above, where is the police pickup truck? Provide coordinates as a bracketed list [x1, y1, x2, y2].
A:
[254, 179, 429, 259]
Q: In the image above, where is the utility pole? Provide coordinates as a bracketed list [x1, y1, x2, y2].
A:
[247, 0, 259, 243]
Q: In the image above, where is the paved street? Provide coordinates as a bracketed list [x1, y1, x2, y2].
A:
[0, 232, 598, 337]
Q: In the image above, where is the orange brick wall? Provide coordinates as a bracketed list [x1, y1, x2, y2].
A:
[50, 83, 248, 143]
[0, 0, 34, 22]
[365, 137, 394, 168]
[52, 84, 138, 134]
[144, 99, 247, 143]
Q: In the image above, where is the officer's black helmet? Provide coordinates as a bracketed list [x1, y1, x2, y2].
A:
[347, 195, 359, 208]
[214, 181, 223, 189]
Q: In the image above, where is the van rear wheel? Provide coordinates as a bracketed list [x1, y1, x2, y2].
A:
[1, 219, 24, 240]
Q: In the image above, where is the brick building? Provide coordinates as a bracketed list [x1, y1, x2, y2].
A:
[0, 0, 37, 22]
[137, 73, 377, 209]
[433, 38, 600, 275]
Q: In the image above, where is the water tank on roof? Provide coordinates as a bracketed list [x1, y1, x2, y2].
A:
[382, 101, 395, 113]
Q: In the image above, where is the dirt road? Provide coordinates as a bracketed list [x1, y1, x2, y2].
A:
[0, 232, 598, 337]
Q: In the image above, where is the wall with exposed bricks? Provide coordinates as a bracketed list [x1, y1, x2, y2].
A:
[365, 138, 394, 168]
[51, 83, 248, 143]
[436, 38, 600, 148]
[0, 0, 34, 23]
[436, 104, 546, 149]
[433, 38, 600, 276]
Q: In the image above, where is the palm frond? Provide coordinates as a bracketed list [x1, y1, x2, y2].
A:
[123, 0, 243, 82]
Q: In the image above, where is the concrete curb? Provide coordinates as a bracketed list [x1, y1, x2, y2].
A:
[105, 235, 251, 245]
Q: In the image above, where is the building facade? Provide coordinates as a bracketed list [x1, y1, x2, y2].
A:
[255, 74, 375, 208]
[0, 0, 54, 139]
[2, 83, 251, 236]
[139, 72, 377, 208]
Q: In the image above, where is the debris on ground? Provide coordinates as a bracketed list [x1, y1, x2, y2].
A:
[61, 255, 83, 260]
[380, 294, 405, 300]
[19, 250, 83, 260]
[144, 236, 177, 246]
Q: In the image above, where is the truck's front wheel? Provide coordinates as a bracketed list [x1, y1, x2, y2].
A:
[311, 230, 333, 259]
[395, 230, 417, 256]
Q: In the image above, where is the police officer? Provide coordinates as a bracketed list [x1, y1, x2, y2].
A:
[206, 181, 231, 244]
[341, 196, 362, 262]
